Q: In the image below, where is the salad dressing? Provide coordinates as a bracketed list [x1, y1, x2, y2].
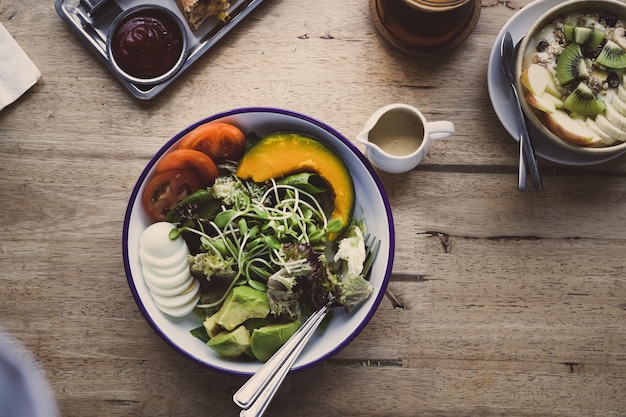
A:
[368, 109, 424, 156]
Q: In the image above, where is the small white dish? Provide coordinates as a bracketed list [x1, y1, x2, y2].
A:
[487, 0, 626, 166]
[122, 107, 395, 376]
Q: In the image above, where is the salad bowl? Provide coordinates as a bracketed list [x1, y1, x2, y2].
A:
[122, 107, 395, 376]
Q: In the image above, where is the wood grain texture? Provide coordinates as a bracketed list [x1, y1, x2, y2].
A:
[1, 0, 626, 416]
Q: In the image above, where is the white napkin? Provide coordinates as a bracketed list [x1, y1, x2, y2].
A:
[0, 22, 41, 112]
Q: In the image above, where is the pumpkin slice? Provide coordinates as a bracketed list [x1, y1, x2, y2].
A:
[236, 132, 355, 239]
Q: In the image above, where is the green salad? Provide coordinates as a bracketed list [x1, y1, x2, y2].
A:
[165, 166, 373, 362]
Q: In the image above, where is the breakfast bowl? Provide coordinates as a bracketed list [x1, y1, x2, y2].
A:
[107, 4, 188, 85]
[122, 107, 395, 376]
[515, 0, 626, 156]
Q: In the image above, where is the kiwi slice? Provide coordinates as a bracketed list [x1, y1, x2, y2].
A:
[562, 82, 606, 116]
[557, 43, 589, 85]
[574, 27, 606, 50]
[563, 24, 576, 43]
[596, 40, 626, 68]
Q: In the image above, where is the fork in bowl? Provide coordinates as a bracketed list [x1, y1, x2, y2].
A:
[233, 234, 381, 417]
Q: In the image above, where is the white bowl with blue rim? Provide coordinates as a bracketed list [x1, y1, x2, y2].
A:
[122, 107, 395, 376]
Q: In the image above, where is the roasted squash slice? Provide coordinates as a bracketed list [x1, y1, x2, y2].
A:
[236, 132, 355, 238]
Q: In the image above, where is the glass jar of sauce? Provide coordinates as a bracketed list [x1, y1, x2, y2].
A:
[374, 0, 480, 52]
[108, 5, 187, 85]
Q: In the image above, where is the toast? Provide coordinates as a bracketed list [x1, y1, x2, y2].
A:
[175, 0, 231, 31]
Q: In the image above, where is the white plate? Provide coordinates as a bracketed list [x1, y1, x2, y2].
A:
[487, 0, 626, 166]
[122, 107, 395, 376]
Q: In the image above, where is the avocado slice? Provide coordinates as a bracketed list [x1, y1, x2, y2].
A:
[217, 286, 270, 331]
[207, 325, 251, 358]
[203, 312, 223, 338]
[250, 320, 301, 362]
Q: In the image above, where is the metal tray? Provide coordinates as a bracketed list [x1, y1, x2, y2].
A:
[55, 0, 264, 100]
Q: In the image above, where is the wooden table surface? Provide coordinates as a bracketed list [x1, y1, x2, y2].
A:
[2, 0, 626, 416]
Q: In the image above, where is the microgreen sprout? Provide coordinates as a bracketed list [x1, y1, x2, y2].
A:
[175, 175, 340, 311]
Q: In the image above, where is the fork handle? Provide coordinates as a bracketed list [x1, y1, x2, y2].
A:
[238, 305, 330, 417]
[233, 301, 332, 409]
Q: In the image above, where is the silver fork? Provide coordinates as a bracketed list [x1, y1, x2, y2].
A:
[233, 235, 381, 417]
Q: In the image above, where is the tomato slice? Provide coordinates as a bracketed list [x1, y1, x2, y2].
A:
[142, 170, 201, 222]
[153, 149, 218, 187]
[178, 122, 246, 163]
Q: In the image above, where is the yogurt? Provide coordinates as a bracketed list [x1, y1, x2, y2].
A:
[139, 222, 200, 317]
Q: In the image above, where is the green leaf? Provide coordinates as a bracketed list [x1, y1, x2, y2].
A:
[248, 280, 267, 292]
[190, 325, 210, 343]
[168, 227, 183, 240]
[327, 219, 344, 233]
[214, 209, 238, 228]
[278, 173, 326, 194]
[264, 235, 281, 250]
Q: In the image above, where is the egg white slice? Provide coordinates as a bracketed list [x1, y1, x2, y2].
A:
[151, 278, 200, 308]
[148, 274, 197, 297]
[139, 243, 189, 270]
[139, 222, 185, 257]
[142, 264, 193, 290]
[154, 293, 201, 318]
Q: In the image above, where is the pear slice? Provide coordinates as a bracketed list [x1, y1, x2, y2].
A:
[521, 63, 560, 96]
[526, 91, 563, 113]
[544, 109, 601, 146]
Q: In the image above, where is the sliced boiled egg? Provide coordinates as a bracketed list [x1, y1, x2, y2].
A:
[139, 222, 200, 317]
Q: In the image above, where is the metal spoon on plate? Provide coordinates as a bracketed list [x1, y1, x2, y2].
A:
[500, 31, 543, 191]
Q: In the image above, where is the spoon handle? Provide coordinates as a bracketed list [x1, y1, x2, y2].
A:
[518, 131, 527, 191]
[501, 32, 542, 191]
[515, 98, 543, 191]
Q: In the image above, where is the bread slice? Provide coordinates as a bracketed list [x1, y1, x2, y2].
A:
[175, 0, 231, 31]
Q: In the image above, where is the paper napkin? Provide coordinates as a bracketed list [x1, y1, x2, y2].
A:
[0, 22, 41, 112]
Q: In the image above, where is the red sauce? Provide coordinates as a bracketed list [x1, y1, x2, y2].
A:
[111, 9, 184, 80]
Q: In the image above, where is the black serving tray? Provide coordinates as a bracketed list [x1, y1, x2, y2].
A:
[55, 0, 264, 100]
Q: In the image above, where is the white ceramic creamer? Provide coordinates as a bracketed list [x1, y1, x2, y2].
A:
[357, 103, 454, 173]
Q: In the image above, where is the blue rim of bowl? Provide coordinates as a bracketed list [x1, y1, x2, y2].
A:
[122, 106, 395, 376]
